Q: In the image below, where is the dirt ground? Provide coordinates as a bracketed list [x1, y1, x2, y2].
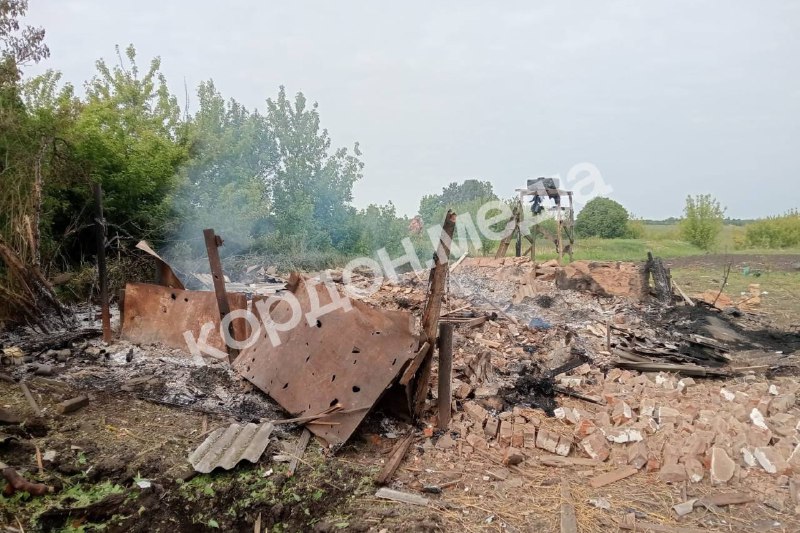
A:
[4, 367, 799, 533]
[666, 254, 800, 273]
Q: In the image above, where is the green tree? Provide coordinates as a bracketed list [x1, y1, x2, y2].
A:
[0, 0, 49, 83]
[70, 45, 188, 246]
[418, 179, 496, 225]
[263, 86, 363, 253]
[417, 179, 499, 256]
[1, 0, 57, 267]
[575, 197, 630, 238]
[680, 194, 725, 250]
[169, 80, 277, 254]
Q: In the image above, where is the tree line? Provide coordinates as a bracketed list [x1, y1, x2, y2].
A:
[1, 2, 430, 282]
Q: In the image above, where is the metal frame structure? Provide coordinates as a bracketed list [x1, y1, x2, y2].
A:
[493, 185, 575, 264]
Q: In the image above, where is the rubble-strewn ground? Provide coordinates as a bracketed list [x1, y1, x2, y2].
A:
[2, 254, 800, 532]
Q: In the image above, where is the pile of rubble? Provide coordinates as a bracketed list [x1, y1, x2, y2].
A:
[4, 241, 800, 529]
[448, 366, 800, 488]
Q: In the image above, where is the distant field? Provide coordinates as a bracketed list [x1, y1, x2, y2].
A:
[513, 224, 800, 262]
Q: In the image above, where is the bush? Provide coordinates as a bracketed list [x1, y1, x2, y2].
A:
[743, 210, 800, 248]
[624, 218, 646, 239]
[575, 197, 630, 238]
[679, 194, 725, 250]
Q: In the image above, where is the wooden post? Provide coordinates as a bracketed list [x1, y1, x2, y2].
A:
[556, 204, 563, 265]
[567, 192, 575, 263]
[409, 210, 457, 417]
[203, 228, 235, 362]
[93, 184, 111, 342]
[437, 322, 454, 429]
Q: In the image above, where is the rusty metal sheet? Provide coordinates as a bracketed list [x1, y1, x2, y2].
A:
[121, 283, 248, 353]
[234, 276, 416, 447]
[189, 421, 274, 473]
[135, 241, 185, 290]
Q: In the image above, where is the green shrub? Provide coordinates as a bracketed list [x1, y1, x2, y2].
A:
[624, 218, 646, 239]
[679, 194, 725, 250]
[743, 210, 800, 248]
[575, 197, 630, 238]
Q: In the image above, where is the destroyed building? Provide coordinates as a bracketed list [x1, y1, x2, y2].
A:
[2, 219, 800, 532]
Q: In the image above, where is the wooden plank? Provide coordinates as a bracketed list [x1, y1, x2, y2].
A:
[409, 211, 456, 416]
[560, 480, 578, 533]
[93, 184, 111, 342]
[672, 279, 695, 307]
[619, 521, 704, 533]
[449, 252, 468, 273]
[19, 382, 41, 417]
[698, 492, 754, 506]
[287, 428, 311, 477]
[437, 323, 454, 429]
[56, 395, 89, 414]
[539, 455, 602, 468]
[375, 487, 429, 507]
[589, 465, 638, 488]
[203, 228, 235, 362]
[398, 342, 430, 386]
[375, 433, 414, 485]
[465, 315, 488, 328]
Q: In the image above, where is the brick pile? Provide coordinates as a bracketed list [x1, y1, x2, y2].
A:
[448, 365, 800, 485]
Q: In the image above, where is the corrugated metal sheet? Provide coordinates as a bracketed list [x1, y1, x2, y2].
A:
[189, 421, 274, 473]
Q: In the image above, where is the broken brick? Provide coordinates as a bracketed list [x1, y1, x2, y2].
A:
[503, 447, 524, 466]
[612, 401, 633, 426]
[512, 425, 525, 448]
[769, 393, 796, 416]
[683, 456, 704, 483]
[498, 420, 513, 447]
[710, 447, 735, 485]
[466, 432, 488, 450]
[574, 418, 596, 439]
[658, 463, 687, 483]
[536, 428, 560, 454]
[522, 424, 537, 449]
[463, 402, 488, 426]
[657, 406, 680, 425]
[627, 441, 648, 470]
[484, 417, 500, 440]
[580, 432, 610, 461]
[754, 447, 787, 475]
[555, 435, 571, 457]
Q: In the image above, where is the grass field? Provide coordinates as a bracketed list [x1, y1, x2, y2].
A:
[522, 224, 800, 262]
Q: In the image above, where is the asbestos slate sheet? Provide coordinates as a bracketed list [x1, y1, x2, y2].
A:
[189, 421, 274, 473]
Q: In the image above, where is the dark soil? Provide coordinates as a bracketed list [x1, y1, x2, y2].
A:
[666, 253, 800, 272]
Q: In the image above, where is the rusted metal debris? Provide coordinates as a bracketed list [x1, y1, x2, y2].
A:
[203, 228, 236, 362]
[135, 241, 185, 290]
[189, 421, 274, 473]
[121, 282, 248, 354]
[234, 275, 416, 447]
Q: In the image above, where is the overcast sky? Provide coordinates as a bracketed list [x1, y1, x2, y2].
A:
[25, 1, 800, 219]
